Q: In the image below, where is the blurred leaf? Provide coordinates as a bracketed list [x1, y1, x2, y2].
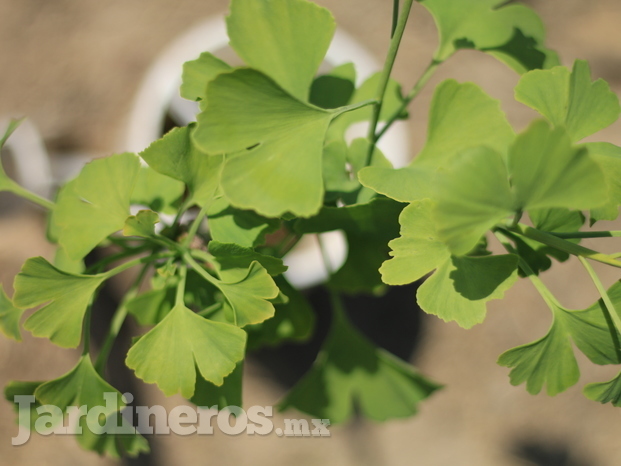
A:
[584, 372, 621, 407]
[246, 275, 315, 350]
[208, 242, 287, 276]
[123, 210, 159, 238]
[181, 52, 231, 102]
[509, 120, 606, 211]
[296, 198, 405, 294]
[419, 0, 557, 71]
[207, 197, 280, 248]
[191, 361, 243, 410]
[310, 63, 356, 109]
[360, 80, 514, 203]
[227, 0, 335, 101]
[515, 60, 620, 142]
[0, 285, 23, 341]
[280, 310, 441, 423]
[587, 142, 621, 223]
[131, 166, 184, 214]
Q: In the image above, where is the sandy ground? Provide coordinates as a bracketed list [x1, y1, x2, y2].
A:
[2, 0, 621, 465]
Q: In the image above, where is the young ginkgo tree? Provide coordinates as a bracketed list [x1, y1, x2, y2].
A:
[2, 0, 621, 459]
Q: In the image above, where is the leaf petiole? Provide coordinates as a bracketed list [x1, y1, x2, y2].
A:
[494, 231, 561, 309]
[366, 0, 415, 164]
[175, 264, 187, 307]
[375, 58, 442, 141]
[94, 262, 151, 375]
[546, 230, 621, 239]
[101, 252, 176, 280]
[578, 256, 621, 338]
[505, 223, 621, 269]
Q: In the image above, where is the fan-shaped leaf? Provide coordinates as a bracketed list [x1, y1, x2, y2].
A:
[14, 257, 105, 348]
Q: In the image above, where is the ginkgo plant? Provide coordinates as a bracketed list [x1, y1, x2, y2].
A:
[2, 0, 621, 459]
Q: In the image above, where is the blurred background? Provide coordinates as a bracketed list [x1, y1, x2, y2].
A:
[1, 0, 621, 464]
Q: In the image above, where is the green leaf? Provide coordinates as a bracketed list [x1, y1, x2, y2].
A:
[417, 254, 518, 329]
[0, 285, 23, 341]
[515, 60, 621, 142]
[359, 80, 514, 203]
[310, 63, 356, 110]
[54, 152, 141, 260]
[562, 281, 621, 366]
[246, 275, 315, 350]
[34, 355, 148, 458]
[587, 143, 621, 223]
[191, 361, 243, 410]
[584, 372, 621, 407]
[181, 52, 231, 102]
[498, 314, 579, 396]
[517, 208, 585, 271]
[419, 0, 557, 71]
[0, 119, 25, 193]
[35, 355, 124, 417]
[323, 139, 391, 205]
[193, 69, 340, 218]
[279, 311, 441, 423]
[14, 257, 105, 348]
[208, 242, 287, 276]
[499, 280, 621, 396]
[326, 72, 405, 143]
[226, 0, 335, 101]
[296, 198, 405, 294]
[215, 261, 280, 327]
[508, 120, 606, 211]
[126, 286, 175, 326]
[126, 303, 246, 398]
[123, 210, 159, 238]
[207, 197, 280, 248]
[53, 246, 85, 274]
[4, 380, 44, 428]
[76, 411, 150, 459]
[380, 200, 450, 286]
[433, 146, 514, 255]
[140, 125, 223, 207]
[131, 166, 184, 214]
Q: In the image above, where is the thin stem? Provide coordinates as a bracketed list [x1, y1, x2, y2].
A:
[391, 0, 400, 38]
[84, 244, 154, 274]
[102, 252, 175, 279]
[11, 184, 55, 210]
[175, 265, 187, 307]
[94, 262, 151, 375]
[184, 252, 234, 325]
[81, 300, 94, 356]
[184, 203, 210, 248]
[506, 223, 621, 269]
[183, 252, 218, 287]
[375, 59, 442, 141]
[547, 230, 621, 239]
[494, 231, 561, 309]
[189, 249, 218, 267]
[365, 0, 415, 165]
[578, 257, 621, 338]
